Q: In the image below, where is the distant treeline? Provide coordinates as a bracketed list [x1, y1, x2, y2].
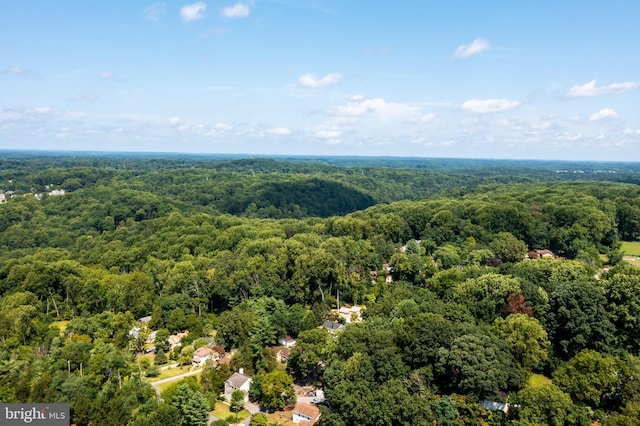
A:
[2, 153, 640, 219]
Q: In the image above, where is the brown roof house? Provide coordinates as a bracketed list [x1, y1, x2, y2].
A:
[224, 369, 252, 402]
[192, 346, 217, 366]
[168, 331, 188, 350]
[292, 402, 320, 424]
[269, 347, 291, 363]
[527, 249, 557, 259]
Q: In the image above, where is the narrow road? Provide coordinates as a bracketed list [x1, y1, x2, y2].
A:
[148, 367, 203, 400]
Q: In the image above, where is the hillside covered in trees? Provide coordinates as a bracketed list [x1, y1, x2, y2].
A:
[1, 152, 640, 425]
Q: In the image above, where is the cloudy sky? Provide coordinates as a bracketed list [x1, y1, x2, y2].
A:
[2, 1, 640, 161]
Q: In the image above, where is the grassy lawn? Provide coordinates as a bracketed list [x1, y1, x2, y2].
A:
[146, 365, 194, 382]
[211, 402, 250, 423]
[266, 412, 295, 425]
[154, 379, 179, 393]
[145, 370, 202, 393]
[621, 241, 640, 256]
[528, 373, 552, 388]
[136, 353, 154, 364]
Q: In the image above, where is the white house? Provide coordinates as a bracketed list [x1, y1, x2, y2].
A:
[279, 335, 296, 348]
[292, 402, 320, 424]
[224, 370, 252, 402]
[337, 306, 363, 324]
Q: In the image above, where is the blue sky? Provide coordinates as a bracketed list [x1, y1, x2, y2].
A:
[2, 1, 640, 161]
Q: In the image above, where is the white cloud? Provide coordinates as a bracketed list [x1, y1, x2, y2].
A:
[330, 95, 421, 122]
[460, 98, 522, 113]
[220, 2, 250, 18]
[497, 118, 525, 130]
[460, 117, 479, 127]
[624, 128, 640, 136]
[453, 38, 491, 58]
[144, 3, 166, 21]
[168, 117, 180, 125]
[588, 108, 619, 122]
[99, 72, 115, 80]
[555, 133, 582, 141]
[215, 122, 233, 130]
[417, 113, 437, 124]
[564, 80, 640, 97]
[267, 127, 291, 135]
[315, 129, 342, 139]
[180, 2, 207, 23]
[31, 107, 55, 115]
[298, 73, 343, 88]
[3, 67, 39, 78]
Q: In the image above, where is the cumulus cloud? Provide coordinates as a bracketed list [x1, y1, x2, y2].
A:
[298, 73, 343, 88]
[624, 128, 640, 136]
[220, 2, 250, 18]
[330, 95, 422, 122]
[267, 127, 291, 135]
[564, 80, 640, 97]
[460, 98, 522, 113]
[453, 38, 491, 58]
[144, 3, 166, 21]
[588, 108, 619, 122]
[181, 2, 207, 22]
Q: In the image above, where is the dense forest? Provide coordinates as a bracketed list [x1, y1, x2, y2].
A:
[1, 152, 640, 425]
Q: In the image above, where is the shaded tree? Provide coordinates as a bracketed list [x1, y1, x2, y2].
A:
[547, 282, 616, 359]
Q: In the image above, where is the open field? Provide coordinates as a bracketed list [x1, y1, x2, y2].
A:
[621, 241, 640, 256]
[620, 241, 640, 267]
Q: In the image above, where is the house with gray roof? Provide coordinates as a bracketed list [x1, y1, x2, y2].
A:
[224, 369, 252, 402]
